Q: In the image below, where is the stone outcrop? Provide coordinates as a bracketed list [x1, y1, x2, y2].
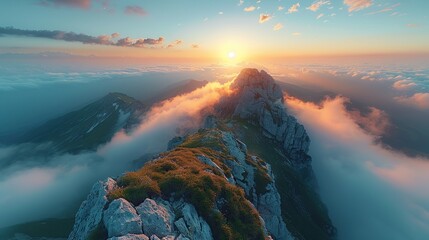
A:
[68, 177, 117, 240]
[136, 199, 175, 237]
[103, 198, 143, 237]
[221, 68, 311, 164]
[69, 187, 213, 240]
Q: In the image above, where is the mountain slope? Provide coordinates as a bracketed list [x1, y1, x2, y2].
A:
[17, 92, 146, 153]
[68, 69, 336, 240]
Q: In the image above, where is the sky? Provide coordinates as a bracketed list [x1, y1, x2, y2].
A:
[0, 0, 428, 62]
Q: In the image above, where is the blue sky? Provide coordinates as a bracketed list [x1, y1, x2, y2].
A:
[0, 0, 428, 60]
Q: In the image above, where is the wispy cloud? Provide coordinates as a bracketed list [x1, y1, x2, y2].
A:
[124, 5, 147, 16]
[273, 23, 283, 31]
[38, 0, 91, 9]
[317, 13, 324, 19]
[344, 0, 373, 12]
[259, 14, 272, 23]
[366, 3, 400, 15]
[244, 6, 256, 12]
[288, 3, 300, 13]
[0, 27, 164, 48]
[167, 40, 183, 48]
[307, 1, 330, 12]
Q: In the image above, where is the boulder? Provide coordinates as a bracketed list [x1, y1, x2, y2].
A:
[103, 198, 143, 237]
[136, 198, 175, 237]
[68, 177, 117, 240]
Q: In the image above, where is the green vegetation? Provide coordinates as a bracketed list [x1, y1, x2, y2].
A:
[108, 145, 266, 240]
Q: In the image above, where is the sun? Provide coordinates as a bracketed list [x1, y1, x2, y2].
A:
[228, 51, 236, 59]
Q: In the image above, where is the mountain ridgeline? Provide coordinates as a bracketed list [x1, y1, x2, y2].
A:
[69, 69, 336, 240]
[16, 92, 146, 154]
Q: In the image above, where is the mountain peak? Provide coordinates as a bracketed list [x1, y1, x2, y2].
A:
[231, 68, 283, 103]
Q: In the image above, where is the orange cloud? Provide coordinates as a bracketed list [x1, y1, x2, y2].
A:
[259, 14, 272, 23]
[307, 1, 330, 12]
[244, 6, 256, 12]
[344, 0, 373, 12]
[288, 3, 300, 13]
[273, 23, 283, 31]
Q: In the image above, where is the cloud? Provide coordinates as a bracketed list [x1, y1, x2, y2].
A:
[191, 44, 199, 49]
[273, 23, 283, 31]
[393, 80, 416, 90]
[0, 27, 164, 48]
[288, 3, 300, 13]
[244, 6, 256, 12]
[285, 96, 429, 240]
[307, 1, 330, 12]
[124, 5, 147, 16]
[292, 32, 301, 36]
[259, 14, 272, 23]
[38, 0, 91, 9]
[0, 80, 232, 227]
[167, 40, 183, 48]
[348, 106, 391, 136]
[317, 13, 324, 19]
[343, 0, 373, 12]
[278, 6, 284, 11]
[111, 32, 120, 38]
[366, 3, 400, 15]
[395, 93, 429, 110]
[238, 0, 244, 6]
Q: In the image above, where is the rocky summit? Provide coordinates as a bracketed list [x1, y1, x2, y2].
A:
[69, 69, 336, 240]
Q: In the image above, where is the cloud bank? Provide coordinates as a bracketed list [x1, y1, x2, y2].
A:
[0, 27, 164, 48]
[285, 96, 429, 240]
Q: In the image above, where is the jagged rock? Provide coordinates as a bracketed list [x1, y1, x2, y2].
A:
[256, 162, 292, 240]
[108, 234, 149, 240]
[179, 203, 213, 240]
[68, 177, 117, 240]
[223, 68, 311, 164]
[221, 130, 292, 240]
[136, 198, 175, 237]
[103, 198, 143, 238]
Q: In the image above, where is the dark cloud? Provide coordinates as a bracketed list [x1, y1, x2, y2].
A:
[38, 0, 91, 9]
[0, 27, 164, 48]
[124, 5, 147, 16]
